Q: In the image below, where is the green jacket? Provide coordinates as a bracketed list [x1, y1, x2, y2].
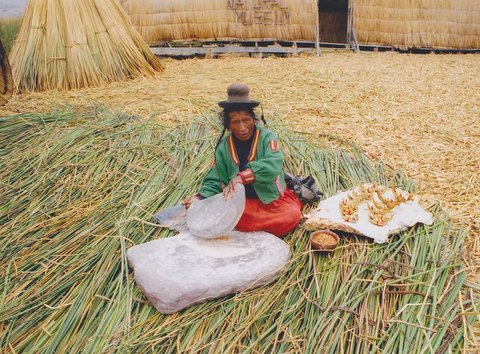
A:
[199, 126, 286, 204]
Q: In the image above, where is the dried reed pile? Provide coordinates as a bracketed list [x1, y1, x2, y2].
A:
[119, 0, 316, 42]
[0, 40, 13, 105]
[352, 0, 480, 49]
[9, 0, 164, 92]
[0, 109, 478, 352]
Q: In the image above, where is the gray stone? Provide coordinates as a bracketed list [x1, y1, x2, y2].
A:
[127, 230, 290, 314]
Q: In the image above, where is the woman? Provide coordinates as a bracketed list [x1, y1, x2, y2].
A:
[184, 83, 302, 237]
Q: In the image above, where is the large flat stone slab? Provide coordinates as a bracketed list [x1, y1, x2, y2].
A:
[127, 230, 290, 314]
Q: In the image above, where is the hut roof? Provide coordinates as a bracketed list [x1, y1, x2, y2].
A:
[9, 0, 164, 92]
[120, 0, 317, 43]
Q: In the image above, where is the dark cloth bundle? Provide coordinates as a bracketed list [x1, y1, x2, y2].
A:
[284, 173, 323, 205]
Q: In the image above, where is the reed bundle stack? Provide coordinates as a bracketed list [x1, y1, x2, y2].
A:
[352, 0, 480, 49]
[0, 40, 13, 105]
[9, 0, 164, 92]
[119, 0, 316, 43]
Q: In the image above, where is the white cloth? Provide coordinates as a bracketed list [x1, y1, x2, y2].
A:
[305, 186, 434, 243]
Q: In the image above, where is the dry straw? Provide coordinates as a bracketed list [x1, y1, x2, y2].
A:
[0, 40, 13, 105]
[0, 109, 478, 352]
[9, 0, 164, 92]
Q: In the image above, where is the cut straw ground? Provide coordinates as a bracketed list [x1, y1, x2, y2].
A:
[0, 109, 477, 352]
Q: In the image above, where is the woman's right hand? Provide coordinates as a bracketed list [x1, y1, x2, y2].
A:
[223, 175, 243, 200]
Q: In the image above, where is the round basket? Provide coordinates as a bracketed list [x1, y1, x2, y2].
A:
[310, 229, 339, 252]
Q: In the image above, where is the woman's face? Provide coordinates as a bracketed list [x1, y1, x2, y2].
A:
[228, 111, 255, 141]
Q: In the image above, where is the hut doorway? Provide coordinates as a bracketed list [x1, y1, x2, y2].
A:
[318, 0, 349, 44]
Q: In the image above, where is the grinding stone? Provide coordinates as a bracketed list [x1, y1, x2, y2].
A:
[187, 184, 245, 239]
[127, 230, 290, 314]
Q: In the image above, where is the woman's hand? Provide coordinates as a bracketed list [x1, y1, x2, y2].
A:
[182, 195, 199, 209]
[223, 175, 243, 199]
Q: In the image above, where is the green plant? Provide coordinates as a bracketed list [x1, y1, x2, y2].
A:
[0, 17, 20, 55]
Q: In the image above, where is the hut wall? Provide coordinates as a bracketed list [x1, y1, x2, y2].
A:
[119, 0, 316, 43]
[352, 0, 480, 49]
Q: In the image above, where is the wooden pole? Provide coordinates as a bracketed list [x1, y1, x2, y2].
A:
[347, 0, 352, 48]
[316, 0, 320, 56]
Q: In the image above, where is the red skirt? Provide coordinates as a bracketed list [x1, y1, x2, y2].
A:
[235, 188, 302, 237]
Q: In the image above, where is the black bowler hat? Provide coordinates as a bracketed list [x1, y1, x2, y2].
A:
[218, 83, 260, 109]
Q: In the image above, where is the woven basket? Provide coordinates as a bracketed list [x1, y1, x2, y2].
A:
[310, 229, 339, 252]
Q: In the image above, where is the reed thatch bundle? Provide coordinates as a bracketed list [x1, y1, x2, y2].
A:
[9, 0, 164, 92]
[0, 40, 13, 106]
[0, 108, 477, 352]
[352, 0, 480, 49]
[119, 0, 316, 43]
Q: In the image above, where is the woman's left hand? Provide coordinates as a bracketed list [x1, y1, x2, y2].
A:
[223, 175, 243, 199]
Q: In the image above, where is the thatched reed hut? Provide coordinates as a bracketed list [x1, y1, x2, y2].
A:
[0, 40, 13, 105]
[121, 0, 480, 50]
[321, 0, 480, 50]
[119, 0, 317, 42]
[10, 0, 164, 92]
